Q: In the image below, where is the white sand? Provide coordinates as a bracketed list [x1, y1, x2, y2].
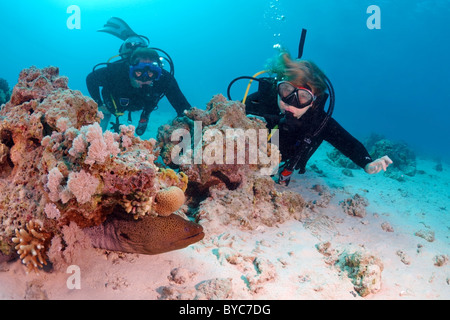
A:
[0, 143, 448, 300]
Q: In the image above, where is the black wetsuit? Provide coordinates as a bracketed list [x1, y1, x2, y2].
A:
[245, 85, 373, 174]
[86, 61, 190, 122]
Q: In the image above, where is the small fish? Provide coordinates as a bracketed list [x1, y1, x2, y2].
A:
[84, 212, 204, 255]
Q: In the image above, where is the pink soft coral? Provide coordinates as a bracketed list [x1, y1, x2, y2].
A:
[46, 167, 64, 202]
[67, 169, 99, 204]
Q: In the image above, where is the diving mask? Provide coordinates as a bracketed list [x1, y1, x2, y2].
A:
[129, 62, 162, 82]
[277, 81, 316, 109]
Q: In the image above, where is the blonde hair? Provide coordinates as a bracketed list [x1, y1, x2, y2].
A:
[267, 51, 327, 97]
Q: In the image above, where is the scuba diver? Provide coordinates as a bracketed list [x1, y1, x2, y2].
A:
[86, 17, 191, 135]
[230, 30, 392, 186]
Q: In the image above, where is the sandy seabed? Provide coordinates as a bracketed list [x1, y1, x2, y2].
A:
[0, 143, 448, 300]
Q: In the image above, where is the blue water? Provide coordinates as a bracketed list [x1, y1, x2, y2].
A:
[1, 0, 449, 161]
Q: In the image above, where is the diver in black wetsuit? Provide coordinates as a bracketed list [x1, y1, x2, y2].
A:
[86, 47, 191, 135]
[245, 53, 392, 185]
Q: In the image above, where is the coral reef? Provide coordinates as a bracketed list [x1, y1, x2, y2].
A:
[156, 94, 304, 229]
[0, 66, 196, 271]
[157, 94, 280, 194]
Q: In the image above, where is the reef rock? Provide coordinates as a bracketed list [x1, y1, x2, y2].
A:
[414, 229, 435, 242]
[157, 94, 280, 194]
[316, 242, 384, 297]
[198, 174, 307, 230]
[327, 134, 417, 179]
[337, 251, 384, 297]
[366, 134, 417, 178]
[0, 66, 196, 272]
[340, 194, 369, 218]
[195, 278, 234, 300]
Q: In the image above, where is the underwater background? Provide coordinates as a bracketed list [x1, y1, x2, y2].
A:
[0, 0, 449, 161]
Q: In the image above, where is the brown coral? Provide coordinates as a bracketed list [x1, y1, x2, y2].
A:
[154, 186, 186, 216]
[12, 220, 52, 273]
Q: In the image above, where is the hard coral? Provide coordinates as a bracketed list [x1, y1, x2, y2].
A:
[154, 186, 186, 216]
[12, 220, 52, 273]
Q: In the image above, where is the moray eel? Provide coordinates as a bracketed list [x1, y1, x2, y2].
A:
[84, 213, 204, 255]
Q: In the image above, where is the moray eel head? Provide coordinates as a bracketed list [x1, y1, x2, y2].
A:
[85, 213, 205, 255]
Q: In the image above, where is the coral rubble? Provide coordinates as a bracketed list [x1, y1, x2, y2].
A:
[0, 66, 196, 271]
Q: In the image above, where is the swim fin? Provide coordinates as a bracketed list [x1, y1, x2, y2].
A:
[98, 17, 137, 41]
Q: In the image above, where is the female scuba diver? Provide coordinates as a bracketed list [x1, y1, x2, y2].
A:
[245, 52, 392, 186]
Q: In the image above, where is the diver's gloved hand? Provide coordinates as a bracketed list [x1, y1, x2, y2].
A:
[364, 155, 393, 174]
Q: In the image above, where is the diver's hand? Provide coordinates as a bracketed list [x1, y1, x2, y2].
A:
[364, 155, 393, 174]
